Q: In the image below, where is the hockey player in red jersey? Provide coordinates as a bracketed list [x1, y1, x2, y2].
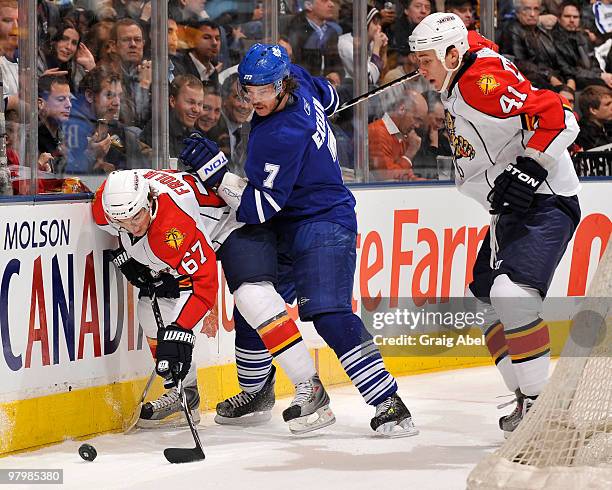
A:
[93, 169, 220, 427]
[409, 13, 581, 436]
[93, 169, 334, 432]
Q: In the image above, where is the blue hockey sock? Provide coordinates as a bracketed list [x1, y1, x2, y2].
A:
[313, 312, 397, 406]
[234, 307, 273, 393]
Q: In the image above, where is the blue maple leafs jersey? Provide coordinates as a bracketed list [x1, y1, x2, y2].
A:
[236, 64, 357, 233]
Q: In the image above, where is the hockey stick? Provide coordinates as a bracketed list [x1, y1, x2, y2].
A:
[164, 377, 205, 464]
[123, 368, 156, 434]
[148, 295, 205, 463]
[335, 69, 420, 114]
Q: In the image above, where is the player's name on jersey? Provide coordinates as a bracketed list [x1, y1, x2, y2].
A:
[373, 333, 485, 349]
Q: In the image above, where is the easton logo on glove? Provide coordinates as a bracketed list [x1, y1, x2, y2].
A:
[162, 328, 195, 346]
[488, 156, 548, 215]
[199, 151, 228, 178]
[503, 163, 543, 188]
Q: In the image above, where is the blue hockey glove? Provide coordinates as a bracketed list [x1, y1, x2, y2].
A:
[179, 136, 228, 188]
[487, 156, 548, 215]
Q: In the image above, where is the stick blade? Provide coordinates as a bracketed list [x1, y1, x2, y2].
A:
[123, 402, 143, 434]
[163, 446, 205, 464]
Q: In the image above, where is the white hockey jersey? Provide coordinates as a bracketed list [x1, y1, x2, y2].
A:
[441, 48, 581, 210]
[92, 169, 242, 329]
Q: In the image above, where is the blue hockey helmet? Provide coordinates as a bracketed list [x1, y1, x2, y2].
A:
[238, 43, 290, 89]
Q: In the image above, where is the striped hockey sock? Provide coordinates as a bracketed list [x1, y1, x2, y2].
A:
[339, 340, 398, 405]
[484, 321, 519, 392]
[505, 319, 550, 396]
[235, 346, 273, 393]
[257, 313, 316, 385]
[234, 310, 273, 393]
[314, 312, 397, 406]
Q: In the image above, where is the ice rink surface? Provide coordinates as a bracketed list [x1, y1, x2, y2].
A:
[1, 365, 508, 490]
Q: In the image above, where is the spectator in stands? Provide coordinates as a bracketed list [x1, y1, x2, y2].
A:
[0, 0, 18, 95]
[413, 90, 452, 176]
[278, 35, 293, 61]
[374, 0, 398, 43]
[168, 17, 179, 57]
[168, 0, 208, 24]
[37, 20, 96, 93]
[113, 0, 152, 22]
[64, 7, 97, 42]
[390, 0, 431, 49]
[173, 19, 221, 89]
[552, 1, 612, 89]
[381, 42, 431, 92]
[499, 0, 565, 89]
[338, 7, 388, 85]
[38, 74, 72, 174]
[5, 108, 20, 166]
[207, 72, 252, 174]
[108, 18, 152, 128]
[368, 88, 427, 181]
[83, 20, 116, 65]
[65, 65, 143, 174]
[576, 84, 612, 149]
[168, 17, 180, 82]
[446, 0, 476, 30]
[285, 0, 343, 79]
[141, 74, 204, 158]
[558, 84, 576, 109]
[196, 87, 222, 136]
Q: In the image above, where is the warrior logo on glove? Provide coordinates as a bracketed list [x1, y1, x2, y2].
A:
[156, 323, 196, 388]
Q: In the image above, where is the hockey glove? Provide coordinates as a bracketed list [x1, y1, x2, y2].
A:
[137, 272, 181, 299]
[487, 156, 548, 214]
[179, 135, 228, 188]
[155, 323, 195, 388]
[110, 247, 153, 291]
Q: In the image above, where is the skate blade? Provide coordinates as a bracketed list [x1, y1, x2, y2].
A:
[136, 410, 200, 429]
[214, 410, 272, 426]
[288, 405, 336, 435]
[375, 417, 420, 438]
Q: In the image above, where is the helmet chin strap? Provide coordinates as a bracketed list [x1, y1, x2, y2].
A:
[439, 53, 463, 93]
[270, 78, 291, 114]
[149, 197, 158, 221]
[270, 91, 285, 114]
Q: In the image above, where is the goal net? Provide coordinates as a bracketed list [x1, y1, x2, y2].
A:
[467, 238, 612, 490]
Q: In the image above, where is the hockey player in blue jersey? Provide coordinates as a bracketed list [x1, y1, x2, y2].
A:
[179, 43, 417, 437]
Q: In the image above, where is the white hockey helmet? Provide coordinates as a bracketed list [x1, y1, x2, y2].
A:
[408, 13, 469, 63]
[408, 13, 469, 92]
[102, 170, 151, 221]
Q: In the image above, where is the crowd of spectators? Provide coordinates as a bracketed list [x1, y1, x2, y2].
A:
[0, 0, 609, 196]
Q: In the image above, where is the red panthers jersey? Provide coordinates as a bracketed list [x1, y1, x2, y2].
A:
[92, 169, 242, 329]
[442, 48, 580, 209]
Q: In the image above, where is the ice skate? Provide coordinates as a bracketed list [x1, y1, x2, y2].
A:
[282, 374, 336, 434]
[136, 384, 200, 429]
[370, 393, 419, 438]
[215, 365, 276, 425]
[498, 389, 536, 438]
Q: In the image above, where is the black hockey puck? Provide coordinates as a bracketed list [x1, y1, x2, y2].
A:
[78, 443, 97, 462]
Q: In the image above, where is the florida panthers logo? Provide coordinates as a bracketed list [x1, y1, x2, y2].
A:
[477, 74, 500, 95]
[165, 228, 185, 250]
[444, 111, 476, 161]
